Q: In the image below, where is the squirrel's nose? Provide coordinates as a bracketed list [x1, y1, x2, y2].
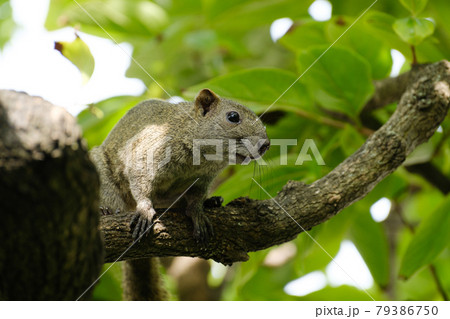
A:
[258, 140, 270, 156]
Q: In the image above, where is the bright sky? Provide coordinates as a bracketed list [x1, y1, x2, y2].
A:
[0, 0, 145, 115]
[0, 0, 402, 298]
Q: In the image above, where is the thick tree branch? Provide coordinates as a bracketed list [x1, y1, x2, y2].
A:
[357, 64, 450, 194]
[101, 60, 450, 265]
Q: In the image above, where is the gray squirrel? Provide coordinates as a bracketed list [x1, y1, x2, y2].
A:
[89, 89, 269, 300]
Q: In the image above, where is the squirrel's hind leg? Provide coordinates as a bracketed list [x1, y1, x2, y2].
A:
[184, 185, 215, 244]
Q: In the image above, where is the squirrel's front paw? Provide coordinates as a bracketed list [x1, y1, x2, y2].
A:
[130, 207, 157, 241]
[192, 214, 214, 245]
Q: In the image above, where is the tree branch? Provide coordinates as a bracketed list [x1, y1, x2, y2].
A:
[101, 60, 450, 265]
[359, 64, 430, 130]
[361, 63, 430, 114]
[405, 162, 450, 195]
[357, 64, 450, 194]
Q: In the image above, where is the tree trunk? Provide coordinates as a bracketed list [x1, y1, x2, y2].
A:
[0, 90, 103, 300]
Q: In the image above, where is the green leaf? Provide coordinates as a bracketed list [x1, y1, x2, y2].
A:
[350, 211, 390, 287]
[46, 0, 168, 41]
[415, 37, 448, 63]
[430, 0, 450, 58]
[298, 285, 377, 301]
[0, 0, 16, 49]
[213, 154, 311, 204]
[237, 262, 299, 300]
[403, 138, 435, 165]
[401, 189, 443, 223]
[209, 0, 312, 32]
[399, 0, 428, 15]
[222, 250, 271, 300]
[396, 248, 443, 300]
[279, 19, 328, 52]
[92, 263, 123, 301]
[295, 209, 352, 275]
[297, 47, 374, 117]
[363, 11, 411, 59]
[184, 29, 218, 51]
[393, 17, 435, 46]
[399, 195, 450, 279]
[339, 125, 365, 157]
[184, 68, 313, 113]
[326, 16, 392, 79]
[433, 250, 450, 299]
[55, 35, 95, 84]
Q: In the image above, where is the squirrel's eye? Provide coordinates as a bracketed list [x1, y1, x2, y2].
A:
[226, 111, 241, 124]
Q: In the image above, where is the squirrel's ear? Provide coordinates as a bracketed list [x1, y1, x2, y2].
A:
[195, 89, 220, 116]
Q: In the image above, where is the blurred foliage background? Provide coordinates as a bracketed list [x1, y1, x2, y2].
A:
[4, 0, 449, 300]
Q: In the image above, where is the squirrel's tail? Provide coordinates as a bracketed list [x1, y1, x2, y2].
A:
[122, 257, 167, 300]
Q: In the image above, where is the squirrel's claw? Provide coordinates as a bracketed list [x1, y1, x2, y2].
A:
[130, 213, 139, 229]
[99, 206, 112, 215]
[131, 215, 143, 240]
[130, 208, 157, 241]
[193, 214, 214, 246]
[100, 206, 121, 215]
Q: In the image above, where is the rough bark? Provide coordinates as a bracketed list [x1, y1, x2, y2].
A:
[360, 64, 429, 130]
[0, 90, 103, 300]
[100, 60, 450, 265]
[361, 63, 430, 113]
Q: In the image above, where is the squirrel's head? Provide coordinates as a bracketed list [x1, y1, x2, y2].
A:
[194, 88, 270, 164]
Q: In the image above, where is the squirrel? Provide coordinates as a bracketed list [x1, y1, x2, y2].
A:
[89, 88, 270, 300]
